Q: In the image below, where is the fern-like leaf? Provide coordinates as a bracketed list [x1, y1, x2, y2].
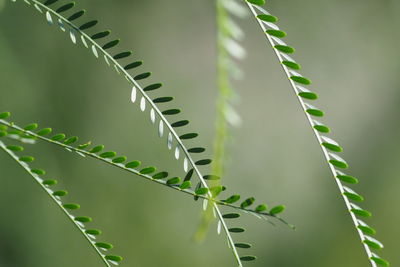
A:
[0, 133, 122, 266]
[0, 114, 292, 229]
[243, 1, 389, 266]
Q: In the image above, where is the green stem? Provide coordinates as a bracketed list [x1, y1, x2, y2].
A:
[0, 140, 111, 267]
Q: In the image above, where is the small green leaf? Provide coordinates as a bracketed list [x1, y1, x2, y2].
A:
[306, 108, 324, 117]
[56, 2, 75, 13]
[90, 145, 104, 153]
[37, 128, 52, 136]
[364, 239, 383, 250]
[299, 92, 318, 100]
[166, 177, 181, 185]
[270, 205, 285, 215]
[24, 123, 38, 131]
[188, 147, 205, 153]
[274, 45, 295, 54]
[63, 203, 80, 210]
[42, 179, 57, 186]
[143, 83, 162, 91]
[344, 192, 364, 202]
[86, 229, 102, 235]
[291, 76, 311, 85]
[195, 187, 209, 195]
[282, 60, 300, 70]
[210, 185, 223, 197]
[152, 172, 168, 180]
[171, 120, 189, 128]
[74, 216, 92, 223]
[140, 166, 156, 174]
[351, 208, 371, 217]
[180, 133, 198, 140]
[322, 142, 342, 152]
[100, 151, 116, 158]
[329, 159, 348, 169]
[255, 204, 268, 212]
[240, 256, 257, 261]
[153, 97, 173, 103]
[44, 0, 58, 6]
[134, 72, 151, 80]
[162, 109, 181, 115]
[113, 51, 132, 59]
[124, 61, 143, 70]
[357, 225, 376, 235]
[95, 242, 113, 250]
[125, 161, 141, 169]
[79, 20, 98, 30]
[112, 156, 127, 163]
[0, 131, 6, 137]
[247, 0, 265, 5]
[195, 159, 212, 165]
[51, 133, 66, 141]
[222, 213, 240, 219]
[102, 39, 120, 49]
[370, 257, 389, 267]
[179, 181, 191, 189]
[53, 190, 68, 197]
[235, 243, 252, 248]
[224, 195, 240, 204]
[68, 10, 85, 21]
[184, 169, 194, 181]
[313, 124, 330, 133]
[78, 142, 91, 149]
[240, 197, 255, 208]
[203, 175, 220, 180]
[7, 145, 23, 151]
[31, 169, 46, 175]
[266, 30, 286, 38]
[64, 136, 78, 145]
[229, 228, 245, 233]
[91, 31, 111, 40]
[105, 255, 123, 262]
[0, 112, 11, 119]
[337, 174, 358, 184]
[257, 14, 278, 23]
[20, 156, 34, 162]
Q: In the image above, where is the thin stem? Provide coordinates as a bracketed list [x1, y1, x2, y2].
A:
[195, 0, 231, 242]
[0, 140, 111, 267]
[244, 2, 375, 265]
[0, 119, 292, 228]
[28, 0, 242, 263]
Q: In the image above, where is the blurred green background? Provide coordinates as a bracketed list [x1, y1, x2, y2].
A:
[0, 0, 398, 266]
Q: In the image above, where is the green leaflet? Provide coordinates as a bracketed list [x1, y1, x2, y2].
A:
[270, 205, 285, 215]
[247, 0, 265, 5]
[37, 128, 52, 136]
[247, 3, 389, 265]
[167, 177, 181, 185]
[0, 139, 120, 267]
[102, 39, 120, 50]
[195, 187, 208, 195]
[266, 29, 286, 38]
[282, 60, 300, 70]
[0, 112, 11, 119]
[257, 14, 277, 23]
[370, 256, 389, 266]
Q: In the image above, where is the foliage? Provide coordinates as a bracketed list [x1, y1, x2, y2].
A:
[0, 0, 390, 266]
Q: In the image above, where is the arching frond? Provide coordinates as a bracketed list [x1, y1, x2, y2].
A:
[243, 1, 389, 266]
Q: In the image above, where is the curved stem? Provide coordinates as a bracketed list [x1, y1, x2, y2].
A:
[0, 140, 111, 267]
[244, 2, 375, 265]
[0, 119, 292, 228]
[27, 0, 242, 263]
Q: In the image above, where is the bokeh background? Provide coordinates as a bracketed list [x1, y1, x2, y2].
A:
[0, 0, 399, 266]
